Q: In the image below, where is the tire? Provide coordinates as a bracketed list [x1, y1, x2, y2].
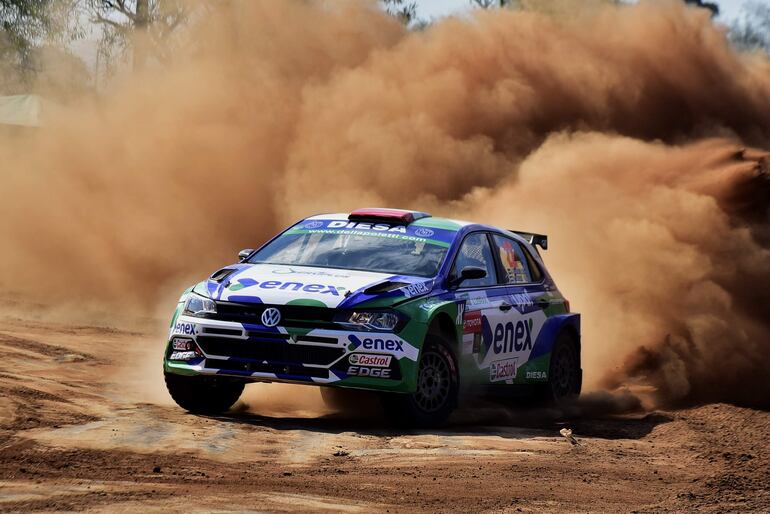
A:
[545, 332, 582, 404]
[165, 372, 245, 414]
[382, 335, 458, 428]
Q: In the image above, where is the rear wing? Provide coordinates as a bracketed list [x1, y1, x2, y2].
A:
[511, 231, 548, 251]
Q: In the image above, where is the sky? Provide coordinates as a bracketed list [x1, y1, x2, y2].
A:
[415, 0, 762, 23]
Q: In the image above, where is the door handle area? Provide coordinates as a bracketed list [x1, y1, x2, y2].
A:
[499, 302, 513, 312]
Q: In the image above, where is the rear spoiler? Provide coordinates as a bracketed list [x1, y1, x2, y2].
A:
[511, 231, 548, 250]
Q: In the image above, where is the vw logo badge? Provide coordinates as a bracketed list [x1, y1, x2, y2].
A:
[261, 307, 281, 327]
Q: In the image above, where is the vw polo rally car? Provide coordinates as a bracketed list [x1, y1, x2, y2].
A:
[164, 208, 581, 426]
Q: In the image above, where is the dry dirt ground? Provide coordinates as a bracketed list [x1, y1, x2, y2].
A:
[0, 307, 768, 513]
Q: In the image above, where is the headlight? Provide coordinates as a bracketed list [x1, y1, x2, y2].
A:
[183, 293, 216, 317]
[347, 311, 401, 331]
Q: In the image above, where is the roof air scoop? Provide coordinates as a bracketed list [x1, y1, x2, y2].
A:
[348, 208, 431, 224]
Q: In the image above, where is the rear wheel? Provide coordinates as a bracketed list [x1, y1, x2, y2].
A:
[165, 373, 244, 414]
[545, 332, 581, 403]
[382, 335, 458, 427]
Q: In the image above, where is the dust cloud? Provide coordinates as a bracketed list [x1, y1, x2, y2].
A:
[1, 0, 769, 409]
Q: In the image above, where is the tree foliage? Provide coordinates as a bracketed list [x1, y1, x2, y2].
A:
[0, 0, 80, 92]
[382, 0, 418, 25]
[684, 0, 719, 17]
[88, 0, 187, 72]
[470, 0, 515, 8]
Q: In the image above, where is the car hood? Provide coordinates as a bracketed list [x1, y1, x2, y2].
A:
[201, 263, 435, 309]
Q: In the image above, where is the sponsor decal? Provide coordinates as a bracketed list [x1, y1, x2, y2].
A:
[349, 353, 392, 367]
[271, 267, 350, 278]
[328, 220, 407, 233]
[401, 281, 431, 298]
[230, 279, 344, 295]
[261, 307, 281, 327]
[419, 297, 444, 311]
[456, 301, 466, 325]
[292, 220, 450, 247]
[361, 337, 403, 352]
[171, 337, 194, 351]
[492, 318, 533, 354]
[304, 221, 324, 229]
[490, 358, 517, 382]
[463, 309, 482, 334]
[458, 291, 489, 308]
[348, 366, 392, 378]
[347, 334, 418, 361]
[526, 371, 548, 380]
[511, 292, 534, 308]
[499, 240, 529, 284]
[174, 322, 196, 335]
[169, 351, 198, 361]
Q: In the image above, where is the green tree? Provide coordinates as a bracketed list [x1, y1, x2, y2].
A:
[684, 0, 719, 16]
[382, 0, 418, 25]
[0, 0, 81, 93]
[88, 0, 187, 72]
[470, 0, 515, 8]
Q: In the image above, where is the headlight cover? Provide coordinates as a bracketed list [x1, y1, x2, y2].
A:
[343, 311, 405, 331]
[183, 293, 216, 317]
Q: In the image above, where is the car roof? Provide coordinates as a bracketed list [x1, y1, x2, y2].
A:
[303, 212, 470, 229]
[303, 212, 529, 244]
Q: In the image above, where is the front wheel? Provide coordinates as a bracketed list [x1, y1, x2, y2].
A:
[165, 373, 245, 414]
[382, 336, 458, 428]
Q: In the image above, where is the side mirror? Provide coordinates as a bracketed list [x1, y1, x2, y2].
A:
[448, 266, 487, 288]
[238, 248, 254, 261]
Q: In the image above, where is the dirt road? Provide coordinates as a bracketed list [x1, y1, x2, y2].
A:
[0, 308, 767, 513]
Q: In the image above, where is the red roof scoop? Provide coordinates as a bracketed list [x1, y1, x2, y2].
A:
[348, 208, 431, 224]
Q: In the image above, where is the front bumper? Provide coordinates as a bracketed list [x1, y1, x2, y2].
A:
[163, 314, 421, 392]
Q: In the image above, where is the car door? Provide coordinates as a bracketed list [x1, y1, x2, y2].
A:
[487, 234, 550, 384]
[450, 232, 515, 384]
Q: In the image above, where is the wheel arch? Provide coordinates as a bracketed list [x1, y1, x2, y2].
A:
[529, 313, 581, 361]
[427, 311, 460, 348]
[560, 319, 581, 361]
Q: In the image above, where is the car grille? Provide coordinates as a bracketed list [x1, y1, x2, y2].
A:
[210, 301, 337, 328]
[196, 335, 344, 366]
[205, 358, 330, 378]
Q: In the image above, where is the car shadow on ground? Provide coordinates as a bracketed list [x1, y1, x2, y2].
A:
[203, 396, 673, 442]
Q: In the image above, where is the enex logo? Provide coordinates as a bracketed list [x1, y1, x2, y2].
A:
[492, 318, 534, 354]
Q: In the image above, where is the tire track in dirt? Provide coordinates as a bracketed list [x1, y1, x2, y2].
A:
[0, 309, 767, 512]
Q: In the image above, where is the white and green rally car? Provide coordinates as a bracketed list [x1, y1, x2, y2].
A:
[164, 208, 581, 426]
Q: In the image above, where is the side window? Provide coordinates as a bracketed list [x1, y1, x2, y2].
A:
[522, 246, 544, 282]
[451, 233, 497, 288]
[492, 235, 533, 284]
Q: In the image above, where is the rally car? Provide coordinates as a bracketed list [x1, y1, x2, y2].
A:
[164, 208, 581, 426]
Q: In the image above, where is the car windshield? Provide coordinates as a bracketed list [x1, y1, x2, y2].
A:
[248, 225, 448, 277]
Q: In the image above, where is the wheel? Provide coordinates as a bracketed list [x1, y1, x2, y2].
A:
[165, 372, 245, 414]
[382, 335, 458, 428]
[545, 332, 582, 403]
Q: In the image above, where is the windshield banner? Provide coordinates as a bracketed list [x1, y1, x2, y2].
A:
[285, 219, 457, 247]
